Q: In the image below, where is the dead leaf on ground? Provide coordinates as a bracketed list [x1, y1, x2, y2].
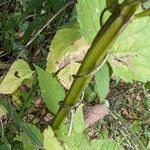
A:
[83, 104, 109, 128]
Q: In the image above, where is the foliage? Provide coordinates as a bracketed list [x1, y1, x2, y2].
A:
[76, 0, 106, 43]
[0, 59, 33, 94]
[108, 15, 150, 82]
[72, 104, 84, 133]
[95, 64, 110, 102]
[35, 65, 65, 114]
[43, 127, 63, 150]
[0, 0, 150, 149]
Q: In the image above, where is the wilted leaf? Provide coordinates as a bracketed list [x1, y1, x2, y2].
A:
[95, 64, 110, 102]
[0, 59, 33, 94]
[43, 127, 63, 150]
[108, 16, 150, 82]
[76, 0, 107, 44]
[35, 66, 65, 114]
[73, 104, 84, 133]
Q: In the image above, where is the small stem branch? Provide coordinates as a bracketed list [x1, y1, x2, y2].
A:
[52, 1, 140, 130]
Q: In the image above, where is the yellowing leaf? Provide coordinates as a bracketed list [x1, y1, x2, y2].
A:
[46, 24, 89, 72]
[109, 16, 150, 82]
[46, 24, 81, 73]
[35, 66, 65, 114]
[0, 59, 33, 94]
[46, 24, 89, 89]
[58, 62, 81, 89]
[43, 127, 63, 150]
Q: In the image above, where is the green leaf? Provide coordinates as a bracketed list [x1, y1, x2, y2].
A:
[0, 59, 33, 94]
[73, 104, 84, 133]
[26, 124, 43, 143]
[43, 127, 63, 150]
[51, 0, 67, 11]
[15, 133, 38, 150]
[144, 82, 150, 90]
[0, 143, 11, 150]
[35, 66, 65, 114]
[95, 64, 110, 102]
[76, 0, 107, 44]
[84, 85, 96, 102]
[70, 130, 90, 150]
[90, 139, 123, 150]
[130, 121, 141, 132]
[12, 141, 24, 150]
[108, 16, 150, 82]
[16, 123, 43, 150]
[22, 16, 45, 43]
[56, 130, 78, 150]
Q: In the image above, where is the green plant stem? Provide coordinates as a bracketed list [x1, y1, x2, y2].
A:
[52, 1, 140, 130]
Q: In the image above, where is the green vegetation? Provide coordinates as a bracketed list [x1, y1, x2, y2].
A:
[0, 0, 150, 149]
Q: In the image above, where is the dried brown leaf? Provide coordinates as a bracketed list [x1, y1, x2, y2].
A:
[83, 104, 109, 128]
